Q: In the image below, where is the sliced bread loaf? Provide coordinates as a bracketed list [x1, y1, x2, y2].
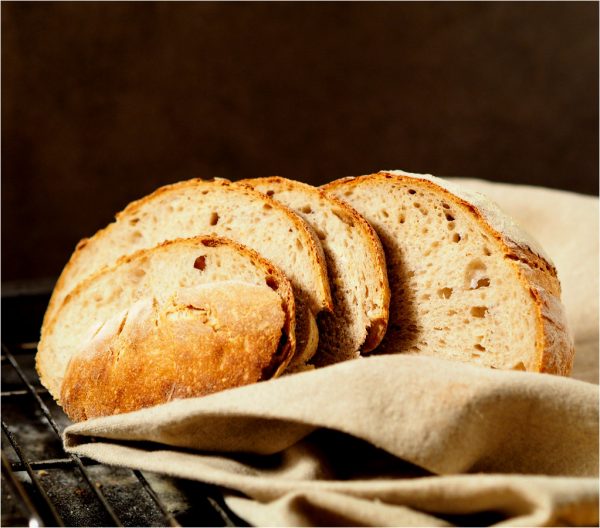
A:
[38, 236, 296, 403]
[43, 178, 332, 366]
[323, 170, 574, 375]
[238, 176, 390, 365]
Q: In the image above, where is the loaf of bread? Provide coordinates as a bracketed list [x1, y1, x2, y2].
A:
[39, 170, 574, 422]
[42, 178, 332, 367]
[323, 170, 574, 375]
[238, 176, 390, 365]
[38, 236, 296, 410]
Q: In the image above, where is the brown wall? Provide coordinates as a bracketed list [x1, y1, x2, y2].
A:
[2, 2, 598, 284]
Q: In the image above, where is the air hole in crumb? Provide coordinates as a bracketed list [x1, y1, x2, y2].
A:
[465, 259, 489, 289]
[452, 233, 461, 243]
[445, 213, 455, 221]
[296, 239, 303, 251]
[263, 203, 272, 210]
[344, 190, 353, 197]
[413, 202, 421, 208]
[266, 276, 278, 290]
[209, 212, 219, 226]
[381, 209, 389, 218]
[419, 208, 428, 216]
[408, 189, 416, 194]
[422, 227, 428, 234]
[201, 190, 209, 195]
[421, 294, 430, 301]
[201, 239, 220, 247]
[447, 222, 455, 231]
[332, 208, 354, 227]
[512, 362, 526, 371]
[474, 344, 486, 351]
[399, 214, 406, 224]
[132, 268, 146, 279]
[471, 353, 481, 358]
[447, 310, 457, 316]
[301, 205, 312, 214]
[129, 218, 140, 226]
[437, 287, 453, 299]
[131, 230, 143, 241]
[483, 247, 492, 256]
[470, 306, 488, 318]
[315, 228, 327, 240]
[442, 203, 450, 209]
[266, 190, 275, 197]
[194, 256, 207, 270]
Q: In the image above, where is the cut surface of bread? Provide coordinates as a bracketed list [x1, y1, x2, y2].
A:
[323, 170, 574, 375]
[38, 236, 296, 401]
[238, 176, 390, 365]
[43, 178, 331, 365]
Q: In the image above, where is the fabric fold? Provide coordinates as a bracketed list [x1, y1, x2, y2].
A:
[65, 355, 599, 477]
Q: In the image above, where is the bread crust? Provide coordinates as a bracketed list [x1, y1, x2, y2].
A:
[38, 235, 297, 400]
[42, 178, 332, 333]
[237, 176, 390, 354]
[323, 171, 574, 376]
[60, 282, 289, 422]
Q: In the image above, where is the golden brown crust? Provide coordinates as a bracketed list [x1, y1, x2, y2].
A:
[38, 235, 297, 400]
[323, 172, 574, 376]
[60, 282, 288, 422]
[237, 176, 390, 353]
[42, 177, 332, 334]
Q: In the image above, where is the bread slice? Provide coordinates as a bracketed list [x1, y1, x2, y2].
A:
[43, 178, 331, 366]
[38, 236, 296, 403]
[238, 176, 390, 365]
[323, 170, 574, 375]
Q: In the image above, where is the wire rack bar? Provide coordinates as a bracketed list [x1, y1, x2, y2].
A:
[10, 457, 101, 471]
[2, 451, 45, 528]
[132, 470, 181, 527]
[2, 388, 49, 397]
[2, 420, 64, 527]
[2, 344, 124, 527]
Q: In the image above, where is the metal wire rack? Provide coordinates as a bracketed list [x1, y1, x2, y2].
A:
[1, 290, 247, 527]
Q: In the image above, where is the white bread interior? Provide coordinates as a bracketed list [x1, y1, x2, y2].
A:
[43, 178, 331, 365]
[323, 170, 573, 375]
[38, 236, 296, 400]
[239, 176, 390, 365]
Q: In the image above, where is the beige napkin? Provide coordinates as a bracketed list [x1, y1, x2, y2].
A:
[64, 180, 599, 527]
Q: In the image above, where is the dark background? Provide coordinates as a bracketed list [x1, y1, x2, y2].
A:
[2, 2, 598, 285]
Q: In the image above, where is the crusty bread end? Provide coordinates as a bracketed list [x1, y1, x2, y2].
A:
[60, 283, 289, 421]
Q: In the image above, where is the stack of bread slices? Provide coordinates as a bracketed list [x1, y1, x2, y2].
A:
[37, 171, 575, 422]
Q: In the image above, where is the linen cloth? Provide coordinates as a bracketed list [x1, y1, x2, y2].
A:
[64, 180, 599, 527]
